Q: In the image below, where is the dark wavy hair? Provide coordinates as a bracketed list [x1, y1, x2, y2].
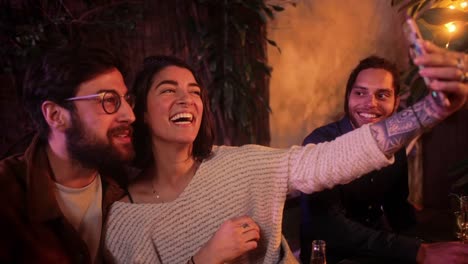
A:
[132, 55, 214, 168]
[344, 56, 400, 115]
[22, 45, 125, 140]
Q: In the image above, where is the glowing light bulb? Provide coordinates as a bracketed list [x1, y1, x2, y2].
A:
[461, 2, 467, 8]
[449, 5, 456, 9]
[445, 22, 457, 33]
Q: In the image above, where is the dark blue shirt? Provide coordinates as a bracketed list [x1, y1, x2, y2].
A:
[299, 116, 420, 264]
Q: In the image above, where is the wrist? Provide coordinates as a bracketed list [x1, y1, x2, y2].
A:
[193, 241, 222, 264]
[413, 95, 444, 130]
[427, 93, 448, 120]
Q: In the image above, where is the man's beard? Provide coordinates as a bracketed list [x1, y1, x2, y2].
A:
[65, 113, 135, 172]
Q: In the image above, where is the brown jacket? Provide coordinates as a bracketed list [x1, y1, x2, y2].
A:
[0, 135, 126, 264]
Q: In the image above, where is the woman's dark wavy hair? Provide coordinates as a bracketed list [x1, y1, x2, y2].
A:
[132, 55, 215, 168]
[344, 55, 400, 115]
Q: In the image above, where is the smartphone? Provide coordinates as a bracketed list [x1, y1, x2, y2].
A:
[403, 18, 448, 106]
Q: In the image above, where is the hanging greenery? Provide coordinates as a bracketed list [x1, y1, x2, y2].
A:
[1, 0, 296, 147]
[0, 0, 143, 78]
[185, 0, 295, 144]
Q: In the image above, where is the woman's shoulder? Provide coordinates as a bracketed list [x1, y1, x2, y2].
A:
[212, 144, 278, 153]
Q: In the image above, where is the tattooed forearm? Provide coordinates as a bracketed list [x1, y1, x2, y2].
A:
[370, 96, 442, 156]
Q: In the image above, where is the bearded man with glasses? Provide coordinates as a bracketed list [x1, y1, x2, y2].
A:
[0, 45, 136, 264]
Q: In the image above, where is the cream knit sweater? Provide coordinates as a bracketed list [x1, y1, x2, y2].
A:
[104, 125, 392, 263]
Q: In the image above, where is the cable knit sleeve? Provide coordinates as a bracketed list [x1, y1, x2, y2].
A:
[288, 124, 393, 193]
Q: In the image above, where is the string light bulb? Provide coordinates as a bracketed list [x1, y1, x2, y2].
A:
[444, 22, 457, 33]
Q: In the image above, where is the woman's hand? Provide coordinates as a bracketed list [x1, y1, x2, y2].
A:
[193, 216, 260, 264]
[370, 43, 467, 156]
[415, 41, 468, 116]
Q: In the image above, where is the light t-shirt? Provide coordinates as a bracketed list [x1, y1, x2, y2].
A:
[55, 174, 103, 263]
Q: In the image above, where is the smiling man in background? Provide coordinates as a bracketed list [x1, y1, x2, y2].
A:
[300, 55, 464, 264]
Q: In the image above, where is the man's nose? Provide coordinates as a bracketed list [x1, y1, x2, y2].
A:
[366, 95, 378, 108]
[117, 99, 136, 123]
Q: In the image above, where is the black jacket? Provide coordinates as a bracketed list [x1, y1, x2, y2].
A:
[300, 117, 420, 264]
[0, 135, 126, 264]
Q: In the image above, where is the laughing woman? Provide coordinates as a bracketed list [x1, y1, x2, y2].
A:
[105, 46, 468, 264]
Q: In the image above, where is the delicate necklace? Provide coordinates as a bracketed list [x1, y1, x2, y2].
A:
[150, 160, 199, 201]
[148, 170, 161, 200]
[151, 184, 160, 199]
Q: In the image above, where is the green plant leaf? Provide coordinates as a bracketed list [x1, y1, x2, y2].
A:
[201, 35, 216, 49]
[397, 0, 421, 14]
[254, 59, 272, 76]
[224, 53, 233, 72]
[187, 17, 198, 34]
[209, 60, 217, 73]
[240, 0, 268, 24]
[420, 8, 468, 25]
[402, 65, 419, 84]
[416, 20, 434, 40]
[266, 38, 281, 53]
[410, 77, 429, 102]
[245, 63, 252, 82]
[223, 80, 234, 120]
[230, 17, 246, 46]
[263, 7, 274, 19]
[414, 0, 435, 18]
[270, 5, 284, 12]
[449, 158, 468, 176]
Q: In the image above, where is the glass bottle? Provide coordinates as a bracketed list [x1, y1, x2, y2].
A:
[310, 240, 327, 264]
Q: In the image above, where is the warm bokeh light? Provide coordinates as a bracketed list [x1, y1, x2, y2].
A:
[461, 2, 467, 8]
[444, 22, 457, 33]
[449, 5, 456, 9]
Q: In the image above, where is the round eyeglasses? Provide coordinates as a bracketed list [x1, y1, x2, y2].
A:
[65, 90, 136, 114]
